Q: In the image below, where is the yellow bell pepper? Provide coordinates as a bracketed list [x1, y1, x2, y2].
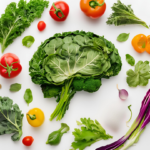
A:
[26, 108, 45, 127]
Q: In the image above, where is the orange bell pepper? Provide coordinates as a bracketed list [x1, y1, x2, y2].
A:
[146, 35, 150, 54]
[132, 34, 147, 53]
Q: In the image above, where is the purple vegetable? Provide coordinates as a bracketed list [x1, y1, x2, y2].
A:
[117, 84, 128, 100]
[96, 89, 150, 150]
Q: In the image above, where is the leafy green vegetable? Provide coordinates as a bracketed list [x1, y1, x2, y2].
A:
[107, 0, 149, 28]
[10, 83, 21, 92]
[126, 54, 135, 66]
[24, 89, 33, 105]
[0, 0, 49, 53]
[46, 123, 70, 145]
[126, 105, 132, 127]
[0, 96, 24, 141]
[126, 61, 150, 87]
[22, 36, 35, 48]
[117, 33, 130, 42]
[29, 31, 122, 121]
[71, 118, 112, 150]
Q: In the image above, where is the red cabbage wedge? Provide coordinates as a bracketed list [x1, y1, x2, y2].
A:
[96, 89, 150, 150]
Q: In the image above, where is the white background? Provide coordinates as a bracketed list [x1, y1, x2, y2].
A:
[0, 0, 150, 150]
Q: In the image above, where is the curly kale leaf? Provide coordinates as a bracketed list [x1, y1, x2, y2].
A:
[0, 97, 24, 141]
[107, 0, 149, 28]
[0, 0, 49, 53]
[71, 118, 113, 150]
[127, 61, 150, 87]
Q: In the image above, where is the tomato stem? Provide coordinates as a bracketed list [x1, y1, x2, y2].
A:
[89, 0, 105, 9]
[52, 3, 65, 19]
[27, 114, 36, 120]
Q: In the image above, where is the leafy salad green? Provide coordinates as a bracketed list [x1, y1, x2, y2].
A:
[0, 96, 24, 141]
[29, 31, 122, 121]
[117, 33, 130, 42]
[0, 0, 49, 53]
[10, 83, 21, 92]
[24, 89, 33, 106]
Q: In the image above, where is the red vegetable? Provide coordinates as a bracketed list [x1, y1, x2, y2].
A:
[0, 53, 22, 78]
[49, 1, 69, 22]
[22, 136, 34, 146]
[37, 21, 46, 31]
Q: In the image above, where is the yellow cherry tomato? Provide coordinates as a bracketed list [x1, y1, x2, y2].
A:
[26, 108, 45, 127]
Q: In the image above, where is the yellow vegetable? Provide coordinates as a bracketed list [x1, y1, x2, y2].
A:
[26, 108, 45, 127]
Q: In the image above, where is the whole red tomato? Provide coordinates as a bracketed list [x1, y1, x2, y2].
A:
[49, 1, 69, 22]
[22, 136, 34, 146]
[0, 53, 22, 78]
[80, 0, 106, 19]
[37, 21, 46, 31]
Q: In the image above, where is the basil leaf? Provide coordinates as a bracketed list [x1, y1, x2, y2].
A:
[117, 33, 130, 42]
[10, 83, 21, 92]
[126, 54, 135, 66]
[22, 36, 35, 48]
[24, 89, 33, 105]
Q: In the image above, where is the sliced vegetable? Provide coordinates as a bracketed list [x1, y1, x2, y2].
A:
[132, 34, 147, 53]
[24, 89, 33, 106]
[50, 1, 69, 22]
[46, 123, 70, 145]
[0, 0, 49, 53]
[80, 0, 106, 19]
[29, 31, 122, 121]
[117, 33, 130, 42]
[0, 96, 24, 141]
[126, 54, 135, 66]
[117, 84, 128, 101]
[0, 53, 22, 78]
[71, 118, 112, 150]
[22, 36, 35, 48]
[10, 83, 21, 92]
[126, 105, 132, 127]
[26, 108, 45, 127]
[22, 136, 34, 146]
[126, 61, 150, 87]
[146, 35, 150, 54]
[37, 21, 46, 31]
[107, 0, 149, 28]
[96, 89, 150, 150]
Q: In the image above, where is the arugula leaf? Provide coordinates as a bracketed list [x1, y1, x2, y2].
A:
[71, 118, 112, 150]
[0, 97, 24, 141]
[0, 0, 49, 53]
[126, 54, 135, 66]
[107, 0, 149, 28]
[126, 61, 150, 87]
[10, 83, 21, 92]
[24, 89, 33, 105]
[22, 36, 35, 48]
[117, 33, 130, 42]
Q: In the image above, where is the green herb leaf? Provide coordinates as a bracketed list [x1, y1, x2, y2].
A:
[126, 105, 132, 127]
[0, 96, 24, 141]
[117, 33, 130, 42]
[24, 89, 33, 105]
[126, 61, 150, 87]
[22, 36, 35, 48]
[10, 83, 21, 92]
[126, 54, 135, 66]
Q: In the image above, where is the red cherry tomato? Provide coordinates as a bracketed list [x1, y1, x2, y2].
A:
[49, 1, 69, 22]
[22, 136, 34, 146]
[37, 21, 46, 31]
[0, 53, 22, 79]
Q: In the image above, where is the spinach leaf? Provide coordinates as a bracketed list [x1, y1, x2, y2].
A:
[24, 89, 33, 105]
[117, 33, 130, 42]
[126, 61, 150, 87]
[22, 36, 35, 48]
[10, 83, 21, 92]
[126, 54, 135, 66]
[0, 0, 49, 53]
[107, 0, 149, 28]
[0, 97, 24, 141]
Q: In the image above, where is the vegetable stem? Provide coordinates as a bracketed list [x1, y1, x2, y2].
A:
[89, 0, 105, 9]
